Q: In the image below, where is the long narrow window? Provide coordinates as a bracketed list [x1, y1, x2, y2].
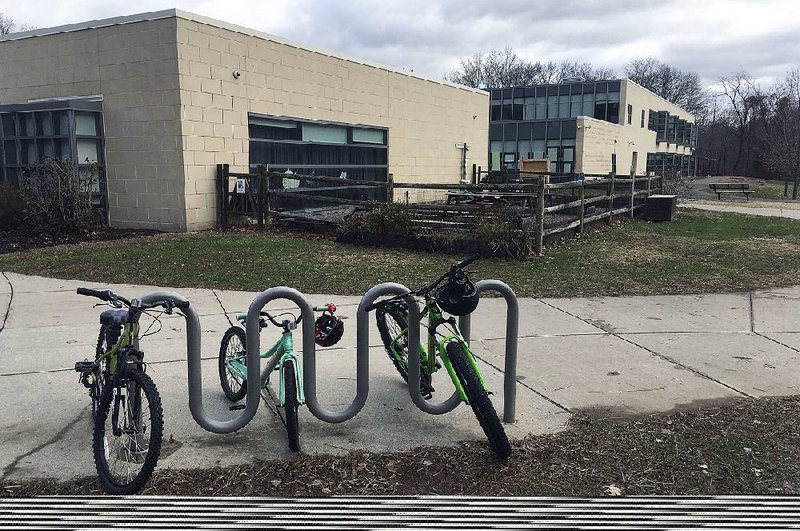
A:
[0, 98, 105, 209]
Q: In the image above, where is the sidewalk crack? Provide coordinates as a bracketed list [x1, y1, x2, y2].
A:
[1, 407, 87, 481]
[0, 272, 13, 337]
[538, 298, 753, 398]
[212, 289, 233, 327]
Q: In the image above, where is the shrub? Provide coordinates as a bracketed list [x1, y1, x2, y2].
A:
[337, 202, 413, 243]
[17, 159, 99, 233]
[0, 183, 25, 228]
[473, 214, 534, 259]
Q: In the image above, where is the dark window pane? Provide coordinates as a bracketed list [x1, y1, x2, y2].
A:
[532, 122, 546, 139]
[546, 85, 558, 96]
[595, 82, 608, 93]
[501, 88, 513, 99]
[524, 87, 536, 97]
[1, 114, 14, 137]
[559, 85, 570, 95]
[4, 141, 17, 165]
[571, 83, 582, 94]
[503, 123, 518, 141]
[489, 123, 503, 141]
[490, 104, 502, 121]
[501, 104, 513, 120]
[594, 102, 606, 121]
[535, 87, 546, 97]
[53, 112, 69, 136]
[512, 104, 524, 120]
[582, 82, 595, 94]
[249, 118, 301, 141]
[561, 120, 577, 138]
[607, 81, 620, 91]
[546, 121, 561, 139]
[517, 122, 532, 140]
[490, 89, 502, 100]
[607, 102, 619, 124]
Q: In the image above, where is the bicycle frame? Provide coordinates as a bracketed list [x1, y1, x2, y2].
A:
[227, 314, 305, 407]
[387, 297, 489, 404]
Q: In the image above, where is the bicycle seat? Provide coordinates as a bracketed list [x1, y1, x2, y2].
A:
[100, 309, 128, 327]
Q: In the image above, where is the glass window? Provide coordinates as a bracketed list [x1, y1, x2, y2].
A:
[4, 141, 17, 165]
[641, 109, 645, 128]
[546, 121, 561, 139]
[75, 113, 97, 136]
[302, 124, 347, 144]
[489, 123, 503, 141]
[570, 94, 582, 117]
[582, 93, 595, 117]
[490, 104, 502, 121]
[532, 140, 546, 158]
[547, 95, 558, 119]
[535, 97, 546, 119]
[352, 128, 385, 144]
[607, 102, 620, 124]
[1, 114, 14, 137]
[77, 139, 99, 163]
[558, 95, 570, 118]
[627, 104, 633, 125]
[518, 140, 532, 160]
[532, 122, 546, 139]
[503, 123, 517, 142]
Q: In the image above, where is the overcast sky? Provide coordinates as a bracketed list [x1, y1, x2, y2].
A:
[3, 0, 799, 87]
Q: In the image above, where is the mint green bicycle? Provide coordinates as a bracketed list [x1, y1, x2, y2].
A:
[218, 304, 343, 451]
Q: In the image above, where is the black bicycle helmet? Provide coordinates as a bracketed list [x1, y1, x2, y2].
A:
[314, 305, 344, 347]
[435, 270, 479, 316]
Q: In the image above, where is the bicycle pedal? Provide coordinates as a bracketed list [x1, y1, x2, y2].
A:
[229, 404, 246, 411]
[74, 361, 95, 373]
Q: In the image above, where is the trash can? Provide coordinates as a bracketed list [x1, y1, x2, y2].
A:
[645, 194, 677, 222]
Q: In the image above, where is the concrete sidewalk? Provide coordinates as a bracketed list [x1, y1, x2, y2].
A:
[681, 199, 800, 219]
[0, 272, 798, 481]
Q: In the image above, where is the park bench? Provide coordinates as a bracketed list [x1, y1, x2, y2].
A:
[709, 182, 753, 200]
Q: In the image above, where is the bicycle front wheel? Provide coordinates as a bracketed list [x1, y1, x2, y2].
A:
[376, 302, 432, 394]
[282, 359, 300, 452]
[93, 368, 164, 494]
[445, 342, 511, 459]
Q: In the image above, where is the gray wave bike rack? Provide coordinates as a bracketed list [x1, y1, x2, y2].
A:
[143, 278, 518, 434]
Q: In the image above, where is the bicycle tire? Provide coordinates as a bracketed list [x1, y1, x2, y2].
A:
[90, 325, 117, 421]
[282, 359, 300, 452]
[375, 302, 433, 394]
[93, 368, 164, 494]
[219, 326, 247, 402]
[445, 341, 511, 459]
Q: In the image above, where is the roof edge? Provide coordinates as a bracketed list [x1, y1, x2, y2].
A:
[0, 8, 488, 97]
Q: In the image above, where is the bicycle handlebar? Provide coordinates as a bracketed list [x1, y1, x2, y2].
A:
[363, 253, 481, 312]
[77, 287, 189, 311]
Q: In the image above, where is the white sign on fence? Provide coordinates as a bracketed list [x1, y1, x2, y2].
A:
[236, 178, 246, 194]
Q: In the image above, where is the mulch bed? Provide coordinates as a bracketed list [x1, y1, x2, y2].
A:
[3, 395, 799, 497]
[0, 226, 159, 255]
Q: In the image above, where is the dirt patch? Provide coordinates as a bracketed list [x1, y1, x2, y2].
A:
[4, 395, 800, 497]
[0, 227, 160, 255]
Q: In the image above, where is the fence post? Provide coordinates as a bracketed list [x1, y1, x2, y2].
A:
[387, 173, 394, 203]
[578, 174, 585, 234]
[646, 175, 652, 197]
[477, 166, 481, 185]
[607, 170, 615, 225]
[535, 177, 545, 254]
[256, 165, 266, 230]
[216, 164, 224, 229]
[659, 174, 665, 194]
[629, 169, 636, 219]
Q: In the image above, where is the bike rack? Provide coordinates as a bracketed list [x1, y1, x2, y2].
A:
[139, 291, 258, 433]
[246, 286, 367, 424]
[456, 280, 519, 423]
[358, 283, 462, 416]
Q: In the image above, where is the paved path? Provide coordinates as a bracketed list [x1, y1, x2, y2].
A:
[681, 199, 800, 219]
[1, 273, 798, 481]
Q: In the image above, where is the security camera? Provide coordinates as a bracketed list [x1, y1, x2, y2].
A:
[232, 70, 241, 79]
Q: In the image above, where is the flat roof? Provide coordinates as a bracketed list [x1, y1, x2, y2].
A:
[0, 9, 487, 96]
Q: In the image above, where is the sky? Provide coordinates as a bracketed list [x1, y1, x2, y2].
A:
[2, 0, 799, 88]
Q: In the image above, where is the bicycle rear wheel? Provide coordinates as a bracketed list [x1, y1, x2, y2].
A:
[375, 302, 433, 395]
[445, 342, 511, 459]
[90, 325, 119, 421]
[219, 326, 247, 402]
[282, 359, 300, 452]
[93, 368, 164, 494]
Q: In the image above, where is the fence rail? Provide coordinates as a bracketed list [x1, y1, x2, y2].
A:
[217, 164, 664, 254]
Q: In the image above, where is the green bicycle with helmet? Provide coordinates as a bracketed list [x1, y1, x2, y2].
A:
[365, 254, 511, 459]
[218, 303, 344, 452]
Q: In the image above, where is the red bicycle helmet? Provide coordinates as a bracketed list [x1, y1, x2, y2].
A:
[314, 304, 344, 347]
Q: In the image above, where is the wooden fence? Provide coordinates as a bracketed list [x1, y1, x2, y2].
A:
[217, 164, 663, 254]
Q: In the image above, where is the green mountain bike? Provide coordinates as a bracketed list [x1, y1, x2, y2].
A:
[218, 304, 343, 452]
[366, 255, 512, 459]
[74, 287, 186, 494]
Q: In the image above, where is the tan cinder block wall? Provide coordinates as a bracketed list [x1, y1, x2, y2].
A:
[0, 18, 187, 230]
[175, 16, 489, 231]
[576, 79, 695, 176]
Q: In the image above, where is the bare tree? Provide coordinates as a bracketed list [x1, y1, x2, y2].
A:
[625, 58, 708, 117]
[0, 12, 33, 35]
[761, 67, 800, 198]
[717, 73, 767, 175]
[445, 48, 614, 89]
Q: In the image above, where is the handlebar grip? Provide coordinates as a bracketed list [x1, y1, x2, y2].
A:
[363, 301, 380, 312]
[174, 300, 190, 309]
[457, 253, 481, 269]
[76, 287, 111, 301]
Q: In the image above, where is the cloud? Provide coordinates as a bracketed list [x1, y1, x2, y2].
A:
[3, 0, 798, 87]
